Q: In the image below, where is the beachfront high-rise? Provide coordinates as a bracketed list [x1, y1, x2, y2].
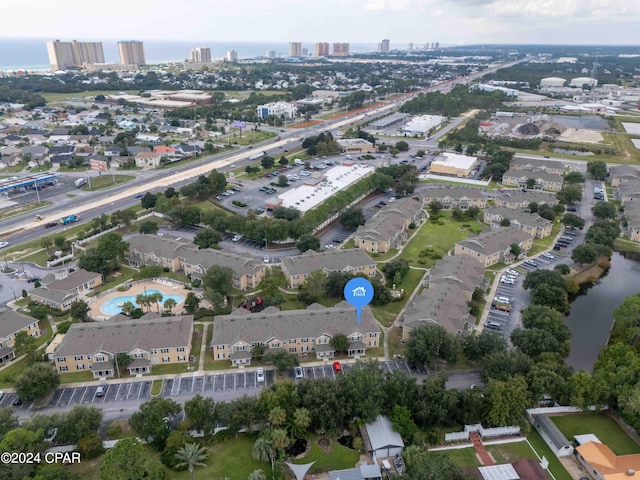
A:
[46, 39, 105, 70]
[118, 41, 146, 66]
[289, 42, 302, 57]
[188, 47, 211, 63]
[332, 43, 350, 57]
[315, 42, 329, 56]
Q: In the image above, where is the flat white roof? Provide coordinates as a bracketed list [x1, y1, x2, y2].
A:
[278, 163, 374, 212]
[478, 464, 519, 480]
[432, 152, 478, 170]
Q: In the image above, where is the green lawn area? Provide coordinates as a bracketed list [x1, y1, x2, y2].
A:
[0, 163, 28, 173]
[42, 89, 138, 104]
[227, 129, 277, 146]
[529, 220, 563, 256]
[614, 237, 640, 254]
[399, 214, 485, 268]
[151, 379, 163, 396]
[59, 371, 95, 384]
[0, 201, 53, 221]
[387, 326, 406, 358]
[368, 248, 399, 262]
[15, 248, 52, 267]
[526, 429, 573, 480]
[80, 174, 135, 191]
[371, 268, 425, 327]
[147, 362, 196, 376]
[551, 413, 640, 455]
[291, 435, 360, 474]
[431, 447, 481, 469]
[88, 267, 137, 296]
[190, 324, 204, 359]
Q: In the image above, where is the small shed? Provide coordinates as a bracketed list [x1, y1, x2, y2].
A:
[364, 416, 405, 459]
[532, 415, 574, 457]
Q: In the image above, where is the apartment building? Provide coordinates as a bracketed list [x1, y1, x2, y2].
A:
[483, 207, 553, 239]
[289, 42, 302, 57]
[134, 151, 162, 168]
[315, 42, 330, 56]
[127, 235, 265, 291]
[614, 176, 640, 242]
[0, 310, 41, 364]
[510, 157, 564, 175]
[211, 302, 380, 366]
[118, 41, 146, 65]
[354, 197, 426, 253]
[332, 43, 350, 57]
[281, 249, 377, 288]
[502, 169, 564, 192]
[52, 314, 193, 378]
[188, 47, 211, 63]
[454, 227, 533, 267]
[423, 255, 487, 301]
[30, 268, 103, 311]
[419, 186, 487, 210]
[47, 39, 105, 70]
[609, 165, 640, 187]
[494, 190, 559, 209]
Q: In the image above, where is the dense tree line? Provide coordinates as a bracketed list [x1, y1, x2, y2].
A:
[400, 85, 509, 117]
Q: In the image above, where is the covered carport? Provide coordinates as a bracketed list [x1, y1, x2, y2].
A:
[363, 415, 405, 460]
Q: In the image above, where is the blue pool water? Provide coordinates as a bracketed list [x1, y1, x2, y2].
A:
[100, 289, 185, 315]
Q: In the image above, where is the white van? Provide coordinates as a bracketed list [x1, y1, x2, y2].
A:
[294, 159, 303, 166]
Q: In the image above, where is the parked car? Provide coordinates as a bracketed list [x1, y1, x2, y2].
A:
[494, 296, 510, 304]
[232, 234, 243, 242]
[294, 366, 303, 379]
[486, 321, 503, 331]
[0, 241, 10, 249]
[506, 269, 520, 276]
[524, 260, 537, 267]
[332, 361, 342, 374]
[500, 277, 515, 285]
[95, 385, 107, 397]
[256, 368, 265, 383]
[542, 253, 555, 260]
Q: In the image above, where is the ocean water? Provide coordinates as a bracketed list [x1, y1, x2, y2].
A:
[0, 38, 384, 72]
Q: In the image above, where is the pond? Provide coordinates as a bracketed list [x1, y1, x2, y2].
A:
[565, 253, 640, 372]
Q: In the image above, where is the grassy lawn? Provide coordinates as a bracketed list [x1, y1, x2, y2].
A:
[399, 214, 485, 268]
[527, 429, 573, 480]
[0, 163, 28, 173]
[42, 89, 138, 103]
[432, 447, 481, 469]
[190, 325, 203, 359]
[227, 129, 277, 146]
[387, 326, 406, 358]
[529, 220, 563, 256]
[151, 379, 162, 396]
[18, 248, 54, 267]
[551, 413, 640, 455]
[371, 268, 425, 327]
[88, 267, 137, 296]
[614, 237, 640, 254]
[0, 201, 53, 221]
[80, 174, 135, 191]
[59, 371, 95, 384]
[147, 362, 196, 376]
[368, 248, 399, 262]
[485, 437, 571, 480]
[291, 435, 360, 473]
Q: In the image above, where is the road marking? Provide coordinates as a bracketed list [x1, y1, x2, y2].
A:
[55, 389, 66, 407]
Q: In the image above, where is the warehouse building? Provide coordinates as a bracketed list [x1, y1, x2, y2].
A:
[429, 152, 478, 178]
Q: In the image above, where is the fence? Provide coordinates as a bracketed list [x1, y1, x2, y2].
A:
[444, 423, 520, 442]
[418, 174, 491, 186]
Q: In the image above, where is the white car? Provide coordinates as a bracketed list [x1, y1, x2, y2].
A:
[506, 269, 520, 276]
[264, 255, 270, 263]
[502, 275, 517, 282]
[494, 296, 510, 304]
[500, 277, 515, 285]
[0, 241, 9, 249]
[542, 253, 555, 259]
[294, 366, 303, 379]
[256, 368, 265, 383]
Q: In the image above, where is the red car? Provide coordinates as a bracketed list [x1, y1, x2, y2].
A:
[333, 361, 342, 374]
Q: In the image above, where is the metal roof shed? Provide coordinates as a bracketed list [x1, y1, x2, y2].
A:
[365, 416, 404, 460]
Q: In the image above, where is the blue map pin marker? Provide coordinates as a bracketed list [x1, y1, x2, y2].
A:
[344, 278, 374, 326]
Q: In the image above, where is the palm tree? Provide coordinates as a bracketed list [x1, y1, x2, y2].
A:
[163, 298, 177, 314]
[135, 294, 150, 312]
[41, 237, 53, 250]
[252, 435, 276, 480]
[289, 407, 311, 439]
[121, 301, 135, 316]
[174, 443, 209, 480]
[148, 292, 163, 313]
[268, 406, 286, 426]
[248, 470, 266, 480]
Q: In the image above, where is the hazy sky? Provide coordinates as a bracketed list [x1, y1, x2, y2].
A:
[2, 0, 639, 45]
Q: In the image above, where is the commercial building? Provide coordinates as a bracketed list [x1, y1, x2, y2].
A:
[336, 138, 376, 154]
[483, 207, 553, 239]
[255, 101, 297, 120]
[188, 47, 211, 63]
[378, 39, 390, 52]
[52, 314, 193, 377]
[401, 115, 446, 135]
[118, 41, 146, 65]
[332, 43, 350, 57]
[354, 197, 426, 253]
[315, 42, 330, 56]
[47, 39, 105, 70]
[369, 113, 411, 130]
[430, 152, 478, 178]
[30, 268, 103, 311]
[539, 77, 566, 88]
[454, 227, 533, 267]
[0, 309, 41, 364]
[211, 302, 380, 366]
[281, 249, 377, 289]
[570, 76, 598, 88]
[289, 42, 302, 57]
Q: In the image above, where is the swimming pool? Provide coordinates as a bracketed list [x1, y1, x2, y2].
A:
[100, 289, 185, 316]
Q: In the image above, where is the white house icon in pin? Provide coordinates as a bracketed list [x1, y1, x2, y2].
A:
[352, 286, 367, 297]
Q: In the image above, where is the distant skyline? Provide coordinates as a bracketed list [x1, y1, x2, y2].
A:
[1, 0, 639, 46]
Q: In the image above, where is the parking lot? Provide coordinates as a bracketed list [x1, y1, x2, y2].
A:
[0, 360, 413, 411]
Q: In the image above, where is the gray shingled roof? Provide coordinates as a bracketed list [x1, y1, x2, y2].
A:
[128, 235, 182, 260]
[282, 249, 375, 276]
[456, 227, 531, 255]
[485, 207, 551, 229]
[0, 309, 38, 339]
[497, 190, 558, 207]
[511, 157, 563, 172]
[503, 168, 563, 183]
[427, 255, 485, 292]
[44, 269, 101, 293]
[617, 178, 640, 197]
[53, 315, 193, 358]
[418, 186, 486, 200]
[30, 287, 76, 303]
[355, 197, 423, 243]
[610, 164, 640, 180]
[177, 245, 263, 277]
[211, 302, 379, 346]
[403, 282, 474, 334]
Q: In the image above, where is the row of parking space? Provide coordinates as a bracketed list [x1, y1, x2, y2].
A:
[288, 360, 412, 382]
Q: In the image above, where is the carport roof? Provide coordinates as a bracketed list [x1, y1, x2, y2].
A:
[365, 415, 404, 452]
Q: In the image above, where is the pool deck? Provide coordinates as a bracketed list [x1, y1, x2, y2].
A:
[89, 280, 192, 320]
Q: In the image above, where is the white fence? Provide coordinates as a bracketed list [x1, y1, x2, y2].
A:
[444, 423, 520, 442]
[75, 225, 121, 246]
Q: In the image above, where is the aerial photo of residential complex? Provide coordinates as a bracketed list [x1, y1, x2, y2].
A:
[1, 1, 640, 479]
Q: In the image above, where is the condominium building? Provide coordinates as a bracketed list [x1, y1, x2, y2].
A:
[454, 227, 533, 267]
[378, 39, 390, 52]
[289, 42, 302, 57]
[315, 42, 329, 56]
[47, 39, 105, 70]
[188, 47, 211, 63]
[0, 309, 41, 364]
[332, 43, 350, 57]
[226, 50, 238, 62]
[118, 41, 146, 65]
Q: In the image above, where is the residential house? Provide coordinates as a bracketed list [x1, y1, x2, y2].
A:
[135, 151, 162, 168]
[510, 157, 564, 175]
[402, 282, 476, 338]
[494, 190, 559, 209]
[502, 169, 564, 192]
[30, 268, 103, 311]
[127, 235, 266, 290]
[281, 249, 377, 289]
[210, 302, 380, 366]
[153, 145, 177, 157]
[418, 186, 487, 210]
[0, 309, 41, 364]
[454, 227, 533, 266]
[174, 144, 201, 156]
[353, 197, 426, 253]
[104, 146, 126, 157]
[576, 439, 640, 480]
[52, 314, 193, 377]
[21, 145, 49, 163]
[609, 164, 640, 187]
[483, 207, 553, 238]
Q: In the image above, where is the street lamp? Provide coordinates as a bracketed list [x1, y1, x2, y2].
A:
[11, 288, 17, 301]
